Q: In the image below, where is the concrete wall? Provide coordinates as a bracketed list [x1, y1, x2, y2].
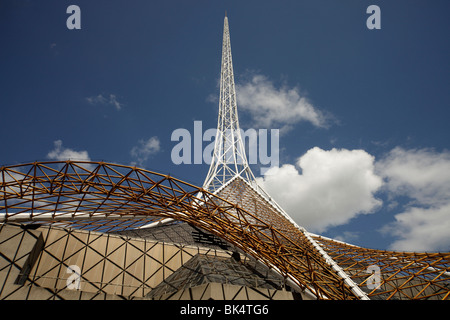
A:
[0, 223, 298, 300]
[0, 224, 230, 299]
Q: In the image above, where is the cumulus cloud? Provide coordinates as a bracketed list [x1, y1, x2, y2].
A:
[376, 147, 450, 251]
[47, 140, 91, 161]
[130, 136, 161, 167]
[256, 147, 383, 233]
[86, 93, 123, 110]
[381, 204, 450, 252]
[377, 147, 450, 206]
[236, 74, 330, 132]
[253, 145, 450, 251]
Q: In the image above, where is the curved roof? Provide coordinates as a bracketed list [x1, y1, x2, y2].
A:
[2, 161, 449, 300]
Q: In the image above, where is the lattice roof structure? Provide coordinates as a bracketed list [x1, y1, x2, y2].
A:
[1, 15, 449, 300]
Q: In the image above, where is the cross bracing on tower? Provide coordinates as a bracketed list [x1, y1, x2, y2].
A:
[203, 15, 257, 193]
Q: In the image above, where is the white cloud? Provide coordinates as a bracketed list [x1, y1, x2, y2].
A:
[86, 93, 123, 110]
[377, 147, 450, 251]
[257, 147, 383, 233]
[47, 140, 91, 161]
[236, 74, 329, 132]
[130, 136, 161, 167]
[333, 231, 361, 244]
[381, 204, 450, 252]
[253, 145, 450, 251]
[377, 147, 450, 206]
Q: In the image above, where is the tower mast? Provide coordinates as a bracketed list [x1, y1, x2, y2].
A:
[202, 15, 370, 300]
[203, 15, 257, 192]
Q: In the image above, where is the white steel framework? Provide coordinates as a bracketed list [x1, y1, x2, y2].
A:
[203, 15, 257, 193]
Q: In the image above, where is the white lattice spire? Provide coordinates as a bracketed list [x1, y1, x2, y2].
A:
[203, 15, 257, 192]
[201, 17, 370, 299]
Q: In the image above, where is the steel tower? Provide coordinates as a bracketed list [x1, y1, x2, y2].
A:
[203, 15, 257, 193]
[202, 14, 371, 300]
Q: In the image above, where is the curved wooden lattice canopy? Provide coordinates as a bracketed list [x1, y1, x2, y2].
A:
[311, 235, 450, 300]
[0, 161, 358, 299]
[1, 161, 449, 300]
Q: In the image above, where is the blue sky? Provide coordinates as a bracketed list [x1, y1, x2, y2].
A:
[1, 0, 450, 252]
